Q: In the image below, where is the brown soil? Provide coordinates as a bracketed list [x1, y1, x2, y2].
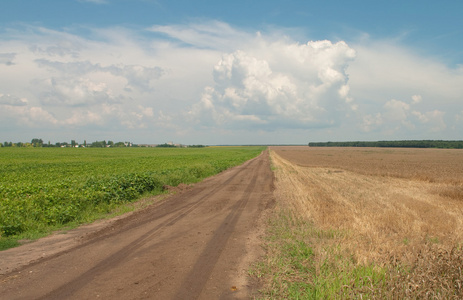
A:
[0, 151, 274, 300]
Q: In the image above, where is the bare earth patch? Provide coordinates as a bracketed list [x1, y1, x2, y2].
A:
[0, 195, 169, 276]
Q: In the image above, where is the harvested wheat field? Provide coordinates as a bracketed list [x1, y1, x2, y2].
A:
[263, 146, 463, 298]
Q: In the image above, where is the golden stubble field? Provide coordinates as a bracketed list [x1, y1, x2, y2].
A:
[269, 146, 463, 297]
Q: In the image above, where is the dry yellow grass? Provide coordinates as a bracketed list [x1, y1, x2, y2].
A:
[270, 147, 463, 262]
[273, 146, 463, 185]
[268, 146, 463, 297]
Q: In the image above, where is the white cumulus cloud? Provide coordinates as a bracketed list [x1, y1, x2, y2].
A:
[0, 93, 27, 106]
[0, 105, 58, 127]
[412, 94, 422, 104]
[1, 22, 463, 143]
[188, 40, 356, 130]
[361, 96, 450, 136]
[412, 110, 446, 132]
[0, 53, 16, 66]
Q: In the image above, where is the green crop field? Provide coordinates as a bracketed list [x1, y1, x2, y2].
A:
[0, 146, 264, 247]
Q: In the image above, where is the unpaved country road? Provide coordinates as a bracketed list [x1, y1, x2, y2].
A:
[0, 150, 274, 299]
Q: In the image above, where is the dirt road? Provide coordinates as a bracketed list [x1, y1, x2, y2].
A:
[0, 151, 274, 299]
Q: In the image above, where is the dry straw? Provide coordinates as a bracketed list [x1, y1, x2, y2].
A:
[269, 147, 463, 298]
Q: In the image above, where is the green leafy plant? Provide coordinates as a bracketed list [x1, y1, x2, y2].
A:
[0, 147, 264, 246]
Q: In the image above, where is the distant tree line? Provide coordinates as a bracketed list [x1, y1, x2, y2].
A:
[1, 139, 204, 148]
[308, 140, 463, 149]
[155, 143, 206, 148]
[1, 139, 133, 148]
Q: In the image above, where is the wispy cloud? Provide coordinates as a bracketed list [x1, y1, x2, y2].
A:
[149, 21, 254, 51]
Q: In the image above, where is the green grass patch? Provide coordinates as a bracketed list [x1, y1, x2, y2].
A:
[0, 146, 264, 249]
[0, 236, 20, 251]
[251, 206, 463, 298]
[251, 208, 390, 299]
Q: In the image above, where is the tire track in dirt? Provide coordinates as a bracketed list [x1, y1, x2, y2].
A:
[174, 158, 261, 299]
[80, 156, 254, 244]
[0, 150, 274, 300]
[35, 159, 255, 300]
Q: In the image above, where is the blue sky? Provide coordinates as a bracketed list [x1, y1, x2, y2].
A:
[1, 0, 462, 144]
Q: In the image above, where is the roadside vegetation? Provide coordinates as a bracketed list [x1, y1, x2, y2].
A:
[0, 146, 264, 250]
[252, 148, 463, 299]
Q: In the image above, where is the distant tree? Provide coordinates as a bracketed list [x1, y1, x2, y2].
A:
[156, 143, 176, 148]
[42, 141, 52, 147]
[71, 140, 77, 147]
[31, 138, 43, 147]
[107, 140, 114, 147]
[91, 141, 108, 148]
